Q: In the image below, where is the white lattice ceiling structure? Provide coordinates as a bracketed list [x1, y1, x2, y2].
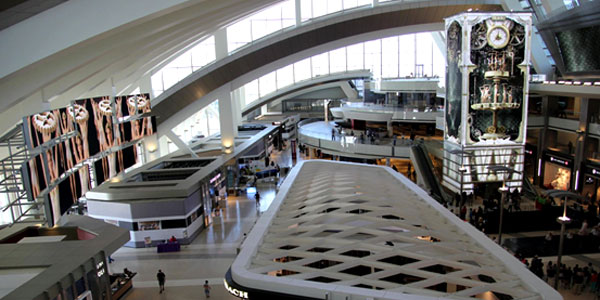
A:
[231, 160, 560, 300]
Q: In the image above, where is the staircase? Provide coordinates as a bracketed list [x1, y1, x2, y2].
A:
[0, 125, 46, 225]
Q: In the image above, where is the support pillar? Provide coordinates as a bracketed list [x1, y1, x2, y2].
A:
[295, 0, 302, 26]
[165, 131, 199, 158]
[214, 28, 228, 60]
[218, 89, 237, 153]
[138, 74, 153, 98]
[573, 98, 599, 191]
[535, 96, 549, 185]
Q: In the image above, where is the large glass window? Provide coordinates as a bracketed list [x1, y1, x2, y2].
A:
[294, 58, 312, 82]
[301, 0, 368, 21]
[151, 36, 216, 97]
[191, 36, 216, 71]
[381, 36, 399, 78]
[329, 48, 347, 73]
[311, 52, 330, 77]
[364, 40, 381, 78]
[346, 42, 364, 70]
[276, 65, 294, 89]
[343, 0, 372, 10]
[259, 71, 277, 97]
[227, 0, 295, 53]
[172, 100, 220, 144]
[234, 31, 446, 110]
[399, 34, 415, 77]
[415, 33, 433, 77]
[244, 79, 260, 107]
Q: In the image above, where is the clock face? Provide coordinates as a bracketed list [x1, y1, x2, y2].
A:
[487, 26, 509, 49]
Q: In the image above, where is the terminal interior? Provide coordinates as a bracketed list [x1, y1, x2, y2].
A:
[1, 0, 600, 299]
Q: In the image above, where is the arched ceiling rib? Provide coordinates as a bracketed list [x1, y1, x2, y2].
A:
[0, 0, 277, 134]
[153, 2, 503, 125]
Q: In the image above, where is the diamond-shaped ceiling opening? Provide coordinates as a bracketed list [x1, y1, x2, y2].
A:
[378, 255, 418, 266]
[340, 250, 371, 258]
[293, 212, 308, 218]
[471, 292, 514, 299]
[290, 231, 306, 236]
[424, 282, 448, 292]
[420, 264, 461, 274]
[348, 209, 371, 214]
[274, 256, 303, 263]
[315, 229, 341, 237]
[380, 273, 425, 285]
[353, 283, 384, 290]
[270, 269, 300, 277]
[321, 207, 339, 213]
[424, 282, 469, 292]
[466, 274, 496, 283]
[307, 276, 339, 283]
[340, 265, 382, 276]
[381, 214, 402, 220]
[304, 259, 342, 269]
[346, 232, 376, 240]
[307, 247, 333, 253]
[349, 200, 367, 204]
[378, 226, 409, 233]
[279, 245, 298, 250]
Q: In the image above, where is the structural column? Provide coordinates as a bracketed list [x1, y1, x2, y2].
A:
[214, 28, 228, 60]
[295, 0, 302, 26]
[218, 88, 238, 153]
[573, 98, 599, 191]
[535, 96, 550, 185]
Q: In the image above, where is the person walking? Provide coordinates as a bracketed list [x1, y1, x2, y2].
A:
[203, 280, 211, 298]
[255, 191, 261, 207]
[157, 269, 166, 293]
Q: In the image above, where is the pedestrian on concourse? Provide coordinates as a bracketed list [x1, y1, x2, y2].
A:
[204, 280, 211, 298]
[157, 269, 166, 293]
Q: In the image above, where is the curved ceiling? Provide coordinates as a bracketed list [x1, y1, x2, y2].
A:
[153, 2, 503, 125]
[0, 0, 277, 134]
[0, 0, 503, 136]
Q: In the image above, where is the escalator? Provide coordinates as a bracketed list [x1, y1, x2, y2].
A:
[410, 143, 449, 203]
[521, 170, 539, 200]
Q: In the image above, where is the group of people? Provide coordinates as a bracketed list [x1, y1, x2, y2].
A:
[515, 255, 599, 295]
[157, 270, 212, 297]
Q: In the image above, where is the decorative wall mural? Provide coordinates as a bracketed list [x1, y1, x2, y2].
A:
[21, 93, 155, 226]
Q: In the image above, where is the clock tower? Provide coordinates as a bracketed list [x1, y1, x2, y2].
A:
[442, 12, 532, 195]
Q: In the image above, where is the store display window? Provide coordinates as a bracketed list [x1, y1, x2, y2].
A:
[543, 162, 571, 190]
[138, 221, 160, 231]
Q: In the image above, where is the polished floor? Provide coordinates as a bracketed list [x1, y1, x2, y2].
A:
[108, 145, 599, 300]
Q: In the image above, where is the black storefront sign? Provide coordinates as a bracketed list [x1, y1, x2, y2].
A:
[585, 161, 600, 180]
[543, 152, 573, 169]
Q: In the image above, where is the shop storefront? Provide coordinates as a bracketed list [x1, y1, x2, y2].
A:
[542, 151, 574, 191]
[583, 160, 600, 203]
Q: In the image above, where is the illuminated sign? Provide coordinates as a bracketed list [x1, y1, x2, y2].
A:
[585, 164, 600, 179]
[544, 153, 571, 168]
[549, 157, 568, 166]
[224, 278, 249, 299]
[96, 261, 105, 278]
[209, 173, 221, 184]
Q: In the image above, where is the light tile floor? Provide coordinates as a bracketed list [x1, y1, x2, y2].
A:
[107, 146, 598, 300]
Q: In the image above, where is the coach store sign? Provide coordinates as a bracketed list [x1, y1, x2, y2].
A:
[224, 278, 249, 299]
